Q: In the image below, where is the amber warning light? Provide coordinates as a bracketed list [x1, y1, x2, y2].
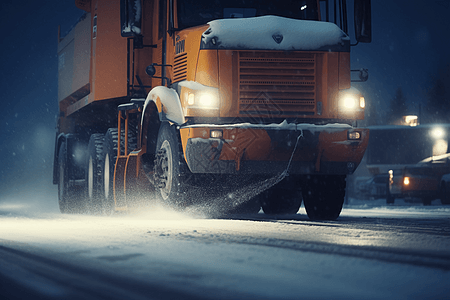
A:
[348, 131, 361, 140]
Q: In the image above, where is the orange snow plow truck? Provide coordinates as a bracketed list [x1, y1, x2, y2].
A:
[53, 0, 371, 220]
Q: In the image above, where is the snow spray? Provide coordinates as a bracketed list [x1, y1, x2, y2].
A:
[185, 130, 304, 217]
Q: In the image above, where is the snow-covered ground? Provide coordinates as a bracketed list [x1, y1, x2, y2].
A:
[344, 197, 450, 218]
[0, 190, 449, 299]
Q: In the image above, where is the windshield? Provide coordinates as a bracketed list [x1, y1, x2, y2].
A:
[177, 0, 319, 29]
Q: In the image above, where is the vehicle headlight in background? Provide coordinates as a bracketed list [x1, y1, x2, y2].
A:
[430, 127, 448, 156]
[430, 127, 445, 139]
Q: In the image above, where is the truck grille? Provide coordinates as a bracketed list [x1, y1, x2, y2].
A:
[173, 53, 187, 83]
[238, 51, 316, 115]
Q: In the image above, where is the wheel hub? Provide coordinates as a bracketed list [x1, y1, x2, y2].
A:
[154, 140, 173, 200]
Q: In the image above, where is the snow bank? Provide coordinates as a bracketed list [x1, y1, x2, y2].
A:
[202, 16, 349, 50]
[345, 198, 450, 217]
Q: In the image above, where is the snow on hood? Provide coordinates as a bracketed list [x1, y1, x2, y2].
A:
[202, 16, 349, 51]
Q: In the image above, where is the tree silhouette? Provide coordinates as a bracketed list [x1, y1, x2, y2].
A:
[387, 87, 408, 125]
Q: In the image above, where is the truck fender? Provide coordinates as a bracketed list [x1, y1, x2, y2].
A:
[144, 86, 185, 125]
[141, 101, 161, 156]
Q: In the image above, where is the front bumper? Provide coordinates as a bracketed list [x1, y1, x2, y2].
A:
[179, 122, 369, 175]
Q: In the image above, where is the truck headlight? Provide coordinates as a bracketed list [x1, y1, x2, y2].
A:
[342, 95, 357, 109]
[185, 87, 219, 110]
[197, 92, 219, 109]
[338, 88, 365, 111]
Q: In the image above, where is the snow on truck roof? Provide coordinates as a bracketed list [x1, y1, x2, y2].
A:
[202, 15, 349, 51]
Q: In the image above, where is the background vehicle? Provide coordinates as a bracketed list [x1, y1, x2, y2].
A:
[53, 0, 372, 220]
[366, 125, 450, 205]
[356, 174, 388, 200]
[439, 173, 450, 205]
[389, 154, 450, 205]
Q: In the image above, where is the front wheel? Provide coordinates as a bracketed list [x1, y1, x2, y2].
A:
[301, 175, 346, 221]
[153, 123, 187, 208]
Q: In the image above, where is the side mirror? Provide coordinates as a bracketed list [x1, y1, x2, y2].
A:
[120, 0, 142, 37]
[354, 0, 372, 43]
[146, 64, 156, 77]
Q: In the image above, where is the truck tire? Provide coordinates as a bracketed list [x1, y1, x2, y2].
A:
[154, 122, 186, 208]
[58, 144, 85, 213]
[58, 144, 70, 213]
[101, 128, 119, 215]
[260, 186, 302, 215]
[85, 133, 104, 214]
[302, 175, 346, 220]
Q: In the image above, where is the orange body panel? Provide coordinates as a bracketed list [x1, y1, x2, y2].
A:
[338, 52, 351, 90]
[195, 50, 219, 88]
[318, 129, 369, 167]
[324, 52, 339, 119]
[90, 2, 127, 102]
[60, 0, 154, 117]
[218, 50, 237, 117]
[180, 126, 368, 174]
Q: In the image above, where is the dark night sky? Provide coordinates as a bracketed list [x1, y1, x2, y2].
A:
[0, 1, 449, 198]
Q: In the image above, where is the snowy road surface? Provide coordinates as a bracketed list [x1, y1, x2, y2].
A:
[0, 197, 449, 299]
